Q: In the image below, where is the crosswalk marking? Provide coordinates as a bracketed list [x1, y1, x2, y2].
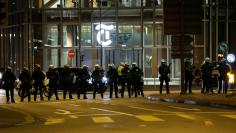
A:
[92, 117, 114, 123]
[44, 118, 64, 125]
[176, 114, 197, 120]
[204, 121, 214, 126]
[135, 115, 165, 122]
[221, 115, 236, 120]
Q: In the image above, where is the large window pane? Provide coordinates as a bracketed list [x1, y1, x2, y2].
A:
[118, 24, 141, 47]
[81, 23, 92, 46]
[44, 24, 59, 68]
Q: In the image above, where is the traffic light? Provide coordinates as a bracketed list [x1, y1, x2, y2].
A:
[0, 0, 8, 27]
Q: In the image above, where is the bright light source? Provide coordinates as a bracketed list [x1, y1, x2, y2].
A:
[227, 53, 235, 63]
[227, 73, 234, 84]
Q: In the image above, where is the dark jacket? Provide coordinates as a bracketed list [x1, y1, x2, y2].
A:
[106, 67, 118, 83]
[2, 70, 16, 89]
[32, 70, 46, 84]
[159, 64, 170, 80]
[92, 69, 104, 83]
[46, 69, 60, 85]
[19, 70, 32, 85]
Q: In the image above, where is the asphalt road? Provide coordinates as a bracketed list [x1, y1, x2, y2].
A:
[0, 93, 236, 133]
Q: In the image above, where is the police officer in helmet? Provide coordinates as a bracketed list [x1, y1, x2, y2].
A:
[158, 59, 170, 94]
[46, 65, 60, 100]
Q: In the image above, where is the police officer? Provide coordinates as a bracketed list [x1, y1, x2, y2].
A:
[201, 57, 214, 94]
[107, 64, 118, 98]
[117, 62, 125, 87]
[216, 58, 231, 94]
[32, 64, 46, 101]
[19, 67, 32, 102]
[46, 65, 60, 100]
[92, 64, 105, 99]
[62, 64, 74, 100]
[2, 66, 16, 103]
[121, 63, 131, 98]
[184, 58, 195, 93]
[78, 65, 90, 99]
[130, 63, 144, 97]
[158, 59, 170, 94]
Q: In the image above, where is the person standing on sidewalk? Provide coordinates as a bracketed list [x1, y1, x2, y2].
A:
[107, 64, 119, 98]
[46, 65, 60, 101]
[19, 67, 32, 102]
[32, 64, 46, 101]
[62, 64, 74, 100]
[184, 58, 195, 93]
[158, 59, 170, 94]
[121, 63, 131, 98]
[215, 58, 231, 94]
[2, 66, 16, 103]
[201, 57, 214, 94]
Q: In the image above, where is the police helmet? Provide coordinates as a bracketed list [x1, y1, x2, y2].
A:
[205, 57, 210, 63]
[161, 59, 166, 63]
[64, 64, 70, 68]
[35, 64, 41, 70]
[49, 64, 54, 69]
[7, 66, 12, 70]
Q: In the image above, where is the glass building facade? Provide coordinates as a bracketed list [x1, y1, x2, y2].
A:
[0, 0, 235, 84]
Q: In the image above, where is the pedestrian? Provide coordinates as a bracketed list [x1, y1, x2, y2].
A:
[78, 65, 90, 99]
[158, 59, 170, 94]
[91, 64, 105, 99]
[46, 65, 60, 101]
[19, 67, 32, 102]
[200, 57, 214, 94]
[62, 64, 74, 100]
[121, 63, 131, 98]
[32, 64, 46, 101]
[107, 64, 118, 98]
[184, 58, 195, 93]
[215, 58, 231, 94]
[130, 62, 144, 97]
[2, 66, 16, 103]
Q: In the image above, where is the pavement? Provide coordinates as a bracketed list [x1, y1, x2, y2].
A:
[144, 86, 236, 109]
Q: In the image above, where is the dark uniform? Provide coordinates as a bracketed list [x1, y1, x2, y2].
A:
[2, 67, 16, 103]
[158, 60, 170, 94]
[121, 64, 131, 98]
[201, 58, 214, 93]
[216, 58, 231, 94]
[78, 65, 90, 99]
[19, 67, 32, 102]
[62, 65, 74, 100]
[46, 65, 60, 100]
[130, 63, 144, 97]
[32, 64, 46, 101]
[92, 65, 105, 99]
[184, 59, 195, 93]
[107, 64, 118, 98]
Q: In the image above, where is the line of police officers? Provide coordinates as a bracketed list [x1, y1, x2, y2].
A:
[1, 62, 144, 103]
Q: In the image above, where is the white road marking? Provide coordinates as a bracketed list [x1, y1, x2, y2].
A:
[128, 106, 173, 113]
[69, 104, 80, 107]
[221, 115, 236, 120]
[168, 106, 200, 111]
[91, 108, 134, 116]
[92, 117, 114, 123]
[204, 121, 214, 126]
[44, 118, 64, 125]
[54, 109, 81, 115]
[176, 114, 197, 120]
[69, 114, 121, 118]
[135, 115, 165, 122]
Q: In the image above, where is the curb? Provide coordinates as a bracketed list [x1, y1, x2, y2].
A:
[145, 95, 236, 110]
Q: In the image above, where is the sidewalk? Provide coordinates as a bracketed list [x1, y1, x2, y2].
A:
[145, 89, 236, 109]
